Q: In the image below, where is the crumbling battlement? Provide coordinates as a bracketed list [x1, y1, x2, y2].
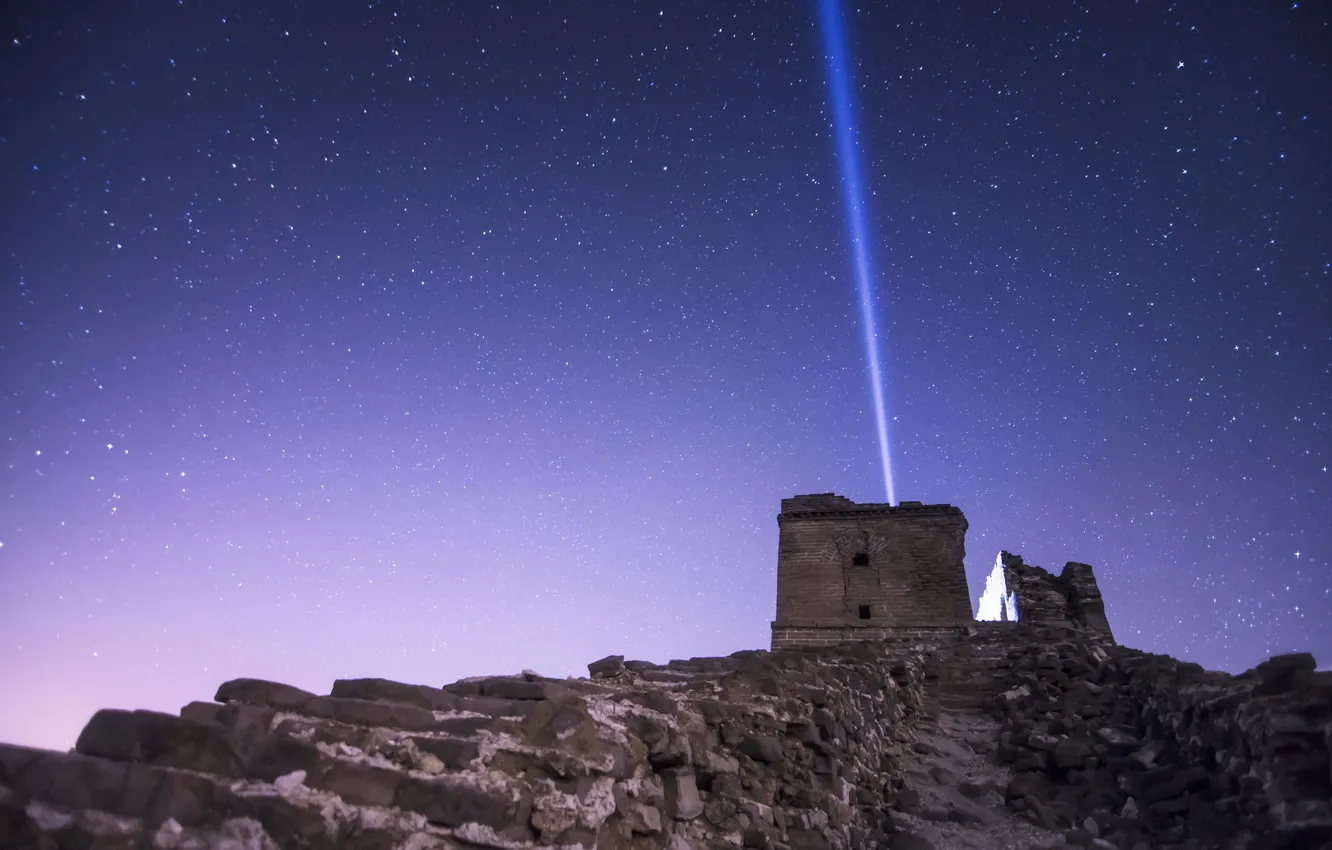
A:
[976, 551, 1115, 642]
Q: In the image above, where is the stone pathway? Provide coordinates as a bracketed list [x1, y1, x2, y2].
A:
[883, 642, 1094, 850]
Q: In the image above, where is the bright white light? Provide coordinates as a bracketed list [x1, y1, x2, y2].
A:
[976, 552, 1018, 622]
[817, 0, 896, 504]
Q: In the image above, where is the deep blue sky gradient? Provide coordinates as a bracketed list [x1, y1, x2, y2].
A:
[1, 0, 1328, 750]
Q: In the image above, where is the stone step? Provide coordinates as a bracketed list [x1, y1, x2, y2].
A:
[213, 676, 544, 723]
[0, 743, 446, 850]
[0, 792, 286, 850]
[0, 742, 258, 833]
[81, 705, 489, 783]
[2, 732, 538, 848]
[938, 699, 987, 712]
[60, 701, 532, 834]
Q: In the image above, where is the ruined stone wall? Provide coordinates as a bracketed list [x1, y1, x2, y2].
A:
[1000, 551, 1115, 642]
[772, 496, 972, 649]
[0, 647, 936, 850]
[5, 633, 1328, 850]
[990, 628, 1331, 847]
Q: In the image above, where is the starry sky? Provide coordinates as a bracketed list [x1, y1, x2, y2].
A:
[2, 0, 1328, 751]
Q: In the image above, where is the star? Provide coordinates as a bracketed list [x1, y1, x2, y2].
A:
[0, 0, 1324, 756]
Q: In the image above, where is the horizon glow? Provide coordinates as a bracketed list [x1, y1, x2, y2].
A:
[816, 0, 897, 505]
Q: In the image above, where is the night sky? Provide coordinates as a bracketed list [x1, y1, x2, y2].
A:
[2, 0, 1328, 752]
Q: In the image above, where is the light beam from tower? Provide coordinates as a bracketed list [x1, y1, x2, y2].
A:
[816, 0, 897, 505]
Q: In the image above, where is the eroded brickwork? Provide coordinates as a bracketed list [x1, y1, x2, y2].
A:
[771, 495, 971, 649]
[1000, 551, 1115, 642]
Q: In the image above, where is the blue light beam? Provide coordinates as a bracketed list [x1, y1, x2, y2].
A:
[816, 0, 897, 505]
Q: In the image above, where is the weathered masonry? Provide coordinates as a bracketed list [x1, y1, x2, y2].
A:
[771, 493, 1117, 650]
[770, 494, 973, 649]
[976, 551, 1115, 642]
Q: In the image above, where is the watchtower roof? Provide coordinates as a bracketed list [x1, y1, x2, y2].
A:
[779, 494, 964, 520]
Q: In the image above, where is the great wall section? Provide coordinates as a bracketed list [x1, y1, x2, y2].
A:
[1, 495, 1328, 850]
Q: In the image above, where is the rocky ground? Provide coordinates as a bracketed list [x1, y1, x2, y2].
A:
[0, 624, 1328, 850]
[883, 707, 1068, 850]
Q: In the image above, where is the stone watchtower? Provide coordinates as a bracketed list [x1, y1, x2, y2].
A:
[771, 494, 973, 649]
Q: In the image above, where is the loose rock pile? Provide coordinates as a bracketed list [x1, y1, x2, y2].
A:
[0, 630, 1327, 850]
[991, 630, 1331, 849]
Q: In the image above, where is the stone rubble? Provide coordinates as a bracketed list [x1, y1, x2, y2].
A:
[1, 627, 1328, 850]
[988, 628, 1331, 850]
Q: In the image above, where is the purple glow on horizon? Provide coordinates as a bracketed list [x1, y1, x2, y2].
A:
[0, 0, 1326, 752]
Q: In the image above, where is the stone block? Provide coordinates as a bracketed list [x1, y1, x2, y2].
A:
[242, 734, 323, 782]
[1135, 765, 1209, 804]
[316, 758, 401, 808]
[410, 736, 481, 771]
[638, 719, 690, 770]
[226, 788, 332, 846]
[1005, 772, 1049, 802]
[5, 745, 229, 829]
[662, 768, 704, 820]
[787, 826, 831, 850]
[738, 736, 782, 765]
[480, 678, 572, 701]
[458, 695, 534, 718]
[299, 696, 438, 731]
[75, 709, 242, 777]
[959, 778, 994, 798]
[894, 788, 921, 811]
[214, 678, 315, 710]
[1054, 737, 1092, 769]
[213, 703, 275, 762]
[432, 715, 498, 737]
[330, 677, 462, 711]
[0, 745, 129, 816]
[1251, 653, 1318, 694]
[1148, 795, 1194, 816]
[588, 655, 626, 679]
[395, 775, 516, 828]
[620, 799, 663, 834]
[180, 701, 225, 724]
[888, 832, 937, 850]
[133, 766, 224, 826]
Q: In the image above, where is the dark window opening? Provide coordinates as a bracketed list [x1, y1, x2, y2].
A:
[852, 552, 869, 566]
[857, 604, 872, 620]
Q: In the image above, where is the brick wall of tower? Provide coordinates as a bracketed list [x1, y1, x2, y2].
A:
[770, 495, 972, 649]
